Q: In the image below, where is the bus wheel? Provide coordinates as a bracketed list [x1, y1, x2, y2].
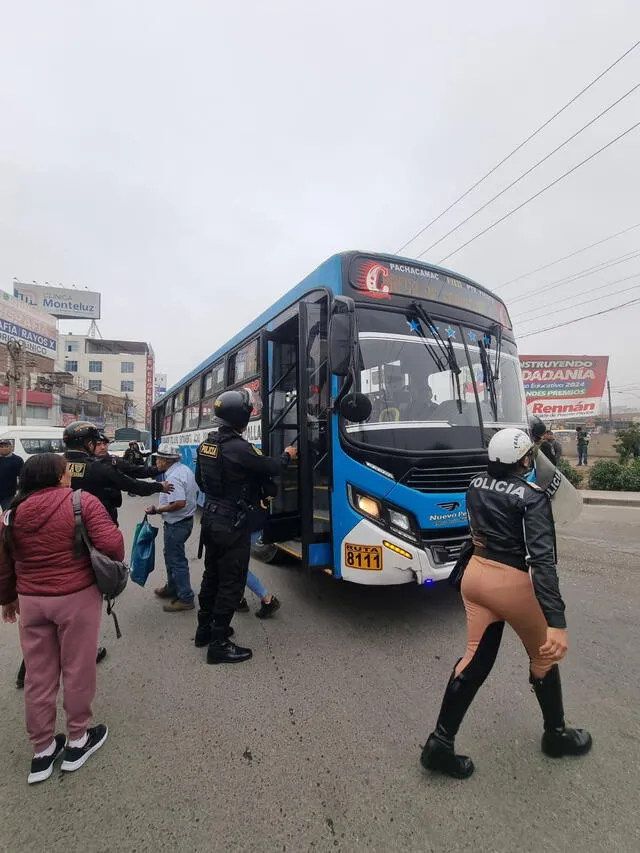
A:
[251, 534, 280, 564]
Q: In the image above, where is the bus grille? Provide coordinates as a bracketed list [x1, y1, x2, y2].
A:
[401, 465, 484, 493]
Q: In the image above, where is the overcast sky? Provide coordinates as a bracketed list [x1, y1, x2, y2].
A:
[1, 1, 640, 409]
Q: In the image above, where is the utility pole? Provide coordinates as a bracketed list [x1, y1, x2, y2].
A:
[6, 340, 23, 427]
[20, 348, 28, 426]
[607, 379, 613, 431]
[124, 394, 130, 428]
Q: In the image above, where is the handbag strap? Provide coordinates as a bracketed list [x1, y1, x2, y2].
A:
[72, 489, 93, 558]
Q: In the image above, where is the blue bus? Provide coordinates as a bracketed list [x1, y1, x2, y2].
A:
[151, 251, 528, 586]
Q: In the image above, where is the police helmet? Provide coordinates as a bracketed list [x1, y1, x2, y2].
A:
[213, 389, 253, 432]
[528, 414, 547, 441]
[488, 428, 534, 465]
[63, 421, 101, 449]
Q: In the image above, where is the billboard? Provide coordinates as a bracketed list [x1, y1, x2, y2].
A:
[145, 354, 155, 428]
[13, 281, 101, 320]
[0, 290, 58, 360]
[519, 355, 609, 420]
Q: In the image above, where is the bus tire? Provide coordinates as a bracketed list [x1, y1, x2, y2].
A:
[251, 535, 280, 564]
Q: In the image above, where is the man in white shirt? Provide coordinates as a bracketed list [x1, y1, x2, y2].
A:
[146, 444, 198, 612]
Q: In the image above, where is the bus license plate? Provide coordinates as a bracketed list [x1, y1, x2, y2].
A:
[344, 543, 383, 571]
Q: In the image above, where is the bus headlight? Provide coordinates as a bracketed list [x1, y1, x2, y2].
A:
[388, 509, 410, 532]
[355, 494, 381, 518]
[348, 486, 418, 542]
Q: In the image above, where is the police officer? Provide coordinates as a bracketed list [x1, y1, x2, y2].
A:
[194, 389, 297, 664]
[421, 428, 591, 780]
[63, 421, 172, 525]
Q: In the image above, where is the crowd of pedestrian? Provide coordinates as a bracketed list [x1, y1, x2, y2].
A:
[0, 405, 591, 786]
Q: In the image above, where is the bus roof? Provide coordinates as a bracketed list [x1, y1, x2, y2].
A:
[157, 250, 508, 403]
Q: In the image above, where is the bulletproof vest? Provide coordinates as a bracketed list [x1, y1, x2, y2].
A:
[197, 431, 243, 502]
[64, 451, 93, 491]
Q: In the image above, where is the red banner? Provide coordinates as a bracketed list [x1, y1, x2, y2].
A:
[145, 354, 155, 429]
[519, 355, 609, 419]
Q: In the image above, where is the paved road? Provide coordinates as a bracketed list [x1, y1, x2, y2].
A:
[0, 500, 638, 853]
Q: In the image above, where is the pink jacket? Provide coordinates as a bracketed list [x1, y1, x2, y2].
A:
[0, 487, 124, 604]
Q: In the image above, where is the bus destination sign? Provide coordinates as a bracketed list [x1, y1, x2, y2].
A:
[348, 256, 511, 328]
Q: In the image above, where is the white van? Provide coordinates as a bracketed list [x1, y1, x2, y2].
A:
[0, 426, 66, 460]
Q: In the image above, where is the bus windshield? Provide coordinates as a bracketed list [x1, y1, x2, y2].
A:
[345, 307, 527, 452]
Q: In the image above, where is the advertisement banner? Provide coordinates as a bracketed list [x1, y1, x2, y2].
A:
[519, 355, 609, 420]
[145, 354, 155, 428]
[0, 291, 58, 359]
[13, 281, 101, 320]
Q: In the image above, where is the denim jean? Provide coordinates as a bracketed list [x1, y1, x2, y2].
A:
[246, 570, 268, 600]
[163, 517, 195, 602]
[247, 532, 268, 599]
[578, 447, 588, 465]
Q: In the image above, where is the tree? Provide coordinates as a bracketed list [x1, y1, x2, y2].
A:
[614, 423, 640, 465]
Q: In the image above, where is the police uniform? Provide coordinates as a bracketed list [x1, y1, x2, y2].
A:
[63, 422, 166, 525]
[421, 428, 591, 780]
[194, 391, 293, 664]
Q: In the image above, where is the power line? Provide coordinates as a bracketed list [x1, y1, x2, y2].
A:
[515, 280, 640, 325]
[496, 222, 640, 289]
[395, 38, 640, 255]
[436, 120, 640, 264]
[508, 247, 640, 307]
[414, 81, 640, 259]
[518, 295, 640, 338]
[513, 270, 640, 321]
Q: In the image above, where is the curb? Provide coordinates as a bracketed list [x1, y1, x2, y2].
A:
[582, 495, 640, 508]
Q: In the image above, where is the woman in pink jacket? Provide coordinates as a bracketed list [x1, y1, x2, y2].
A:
[0, 453, 124, 784]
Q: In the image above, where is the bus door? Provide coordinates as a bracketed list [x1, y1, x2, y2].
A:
[260, 310, 302, 549]
[260, 294, 331, 569]
[298, 294, 331, 569]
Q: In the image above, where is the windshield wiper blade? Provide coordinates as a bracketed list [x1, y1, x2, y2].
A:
[410, 303, 461, 376]
[406, 311, 447, 373]
[491, 323, 503, 380]
[478, 337, 498, 418]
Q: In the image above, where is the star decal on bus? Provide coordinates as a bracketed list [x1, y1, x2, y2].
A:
[468, 331, 477, 342]
[445, 327, 456, 338]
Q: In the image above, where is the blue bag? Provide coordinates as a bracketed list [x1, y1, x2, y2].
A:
[130, 515, 158, 587]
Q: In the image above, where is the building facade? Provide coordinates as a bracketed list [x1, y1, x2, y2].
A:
[57, 335, 154, 430]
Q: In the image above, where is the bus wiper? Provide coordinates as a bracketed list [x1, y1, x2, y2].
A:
[406, 309, 447, 373]
[492, 323, 503, 380]
[408, 303, 461, 377]
[478, 337, 498, 418]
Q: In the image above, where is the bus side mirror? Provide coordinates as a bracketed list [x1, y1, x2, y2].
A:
[339, 392, 372, 423]
[328, 296, 356, 377]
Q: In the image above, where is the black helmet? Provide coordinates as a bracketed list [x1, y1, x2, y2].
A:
[213, 389, 253, 432]
[528, 414, 547, 441]
[63, 421, 101, 448]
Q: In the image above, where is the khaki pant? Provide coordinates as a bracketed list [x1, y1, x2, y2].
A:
[456, 556, 553, 680]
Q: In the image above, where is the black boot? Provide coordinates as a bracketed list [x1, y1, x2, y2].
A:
[195, 612, 233, 647]
[530, 665, 593, 758]
[16, 659, 26, 690]
[421, 666, 475, 780]
[206, 626, 252, 665]
[421, 622, 505, 780]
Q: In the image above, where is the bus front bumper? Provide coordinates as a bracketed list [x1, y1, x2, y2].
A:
[339, 518, 462, 586]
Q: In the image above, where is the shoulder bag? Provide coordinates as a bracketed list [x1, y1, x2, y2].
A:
[72, 489, 129, 637]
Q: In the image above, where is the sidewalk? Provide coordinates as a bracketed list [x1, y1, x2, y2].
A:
[581, 490, 640, 508]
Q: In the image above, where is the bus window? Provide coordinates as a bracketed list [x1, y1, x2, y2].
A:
[184, 404, 200, 431]
[229, 340, 258, 386]
[305, 298, 329, 535]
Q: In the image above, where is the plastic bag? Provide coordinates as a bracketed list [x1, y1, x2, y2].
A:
[130, 515, 158, 587]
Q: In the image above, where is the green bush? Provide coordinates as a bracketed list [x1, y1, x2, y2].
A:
[588, 460, 624, 491]
[614, 423, 640, 464]
[556, 457, 583, 488]
[619, 460, 640, 492]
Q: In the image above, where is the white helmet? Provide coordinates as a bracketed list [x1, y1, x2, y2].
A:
[488, 428, 534, 465]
